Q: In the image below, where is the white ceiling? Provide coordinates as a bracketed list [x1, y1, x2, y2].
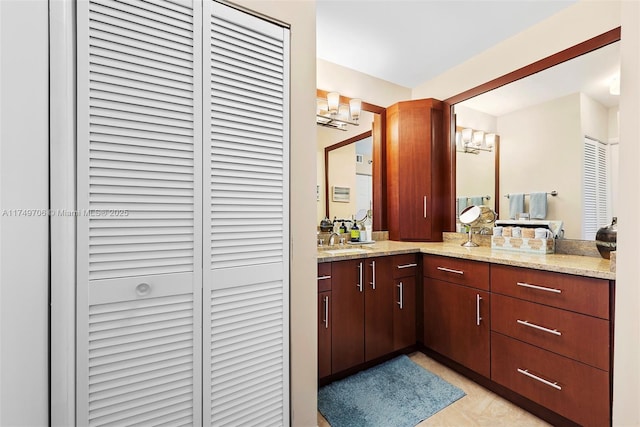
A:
[317, 0, 620, 116]
[316, 0, 577, 89]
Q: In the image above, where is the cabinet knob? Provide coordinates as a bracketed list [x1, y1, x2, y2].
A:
[135, 282, 151, 296]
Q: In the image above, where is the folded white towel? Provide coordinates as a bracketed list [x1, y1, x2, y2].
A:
[529, 192, 547, 219]
[509, 194, 524, 219]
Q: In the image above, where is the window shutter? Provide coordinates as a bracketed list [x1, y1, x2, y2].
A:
[76, 1, 202, 424]
[203, 2, 290, 425]
[583, 137, 610, 239]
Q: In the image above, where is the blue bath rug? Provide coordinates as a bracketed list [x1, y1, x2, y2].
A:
[318, 355, 466, 427]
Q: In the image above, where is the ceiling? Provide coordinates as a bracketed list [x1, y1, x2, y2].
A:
[316, 0, 578, 89]
[316, 0, 620, 116]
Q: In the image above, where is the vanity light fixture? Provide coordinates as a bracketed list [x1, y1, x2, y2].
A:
[316, 91, 362, 131]
[457, 127, 495, 154]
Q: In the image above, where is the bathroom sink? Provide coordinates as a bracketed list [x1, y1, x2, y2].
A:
[322, 248, 370, 255]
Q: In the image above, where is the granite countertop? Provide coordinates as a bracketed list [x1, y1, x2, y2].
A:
[317, 240, 615, 280]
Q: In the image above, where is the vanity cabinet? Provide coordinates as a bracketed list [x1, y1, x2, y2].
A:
[386, 99, 446, 242]
[423, 255, 491, 377]
[331, 259, 366, 373]
[317, 263, 332, 379]
[490, 264, 612, 427]
[322, 253, 419, 377]
[392, 254, 418, 351]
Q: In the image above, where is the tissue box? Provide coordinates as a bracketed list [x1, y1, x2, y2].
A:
[491, 236, 554, 254]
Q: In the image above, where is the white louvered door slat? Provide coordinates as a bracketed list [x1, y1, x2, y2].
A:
[583, 137, 610, 239]
[77, 1, 202, 425]
[204, 2, 290, 426]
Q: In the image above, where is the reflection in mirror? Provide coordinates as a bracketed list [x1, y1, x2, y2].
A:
[454, 40, 620, 240]
[317, 110, 377, 225]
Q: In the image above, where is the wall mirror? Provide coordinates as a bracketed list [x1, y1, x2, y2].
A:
[449, 29, 620, 240]
[316, 90, 385, 228]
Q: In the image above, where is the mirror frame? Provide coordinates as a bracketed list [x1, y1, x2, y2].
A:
[444, 27, 621, 231]
[317, 89, 387, 229]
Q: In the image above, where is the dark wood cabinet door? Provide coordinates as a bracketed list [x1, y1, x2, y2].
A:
[318, 291, 332, 378]
[423, 278, 490, 377]
[364, 257, 393, 361]
[386, 99, 445, 241]
[393, 275, 416, 351]
[331, 259, 365, 374]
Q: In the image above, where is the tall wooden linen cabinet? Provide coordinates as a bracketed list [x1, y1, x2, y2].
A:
[385, 99, 448, 241]
[75, 1, 290, 425]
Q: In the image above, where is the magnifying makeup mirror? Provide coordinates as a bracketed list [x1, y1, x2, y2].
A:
[459, 205, 496, 247]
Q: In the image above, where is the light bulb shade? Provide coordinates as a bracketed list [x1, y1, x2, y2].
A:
[349, 98, 362, 121]
[327, 92, 340, 114]
[461, 128, 473, 144]
[316, 98, 328, 114]
[472, 130, 484, 147]
[485, 133, 496, 148]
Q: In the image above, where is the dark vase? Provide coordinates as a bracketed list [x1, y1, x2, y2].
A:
[596, 217, 617, 259]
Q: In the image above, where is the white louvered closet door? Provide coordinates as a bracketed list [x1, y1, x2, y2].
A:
[203, 2, 290, 426]
[76, 1, 203, 425]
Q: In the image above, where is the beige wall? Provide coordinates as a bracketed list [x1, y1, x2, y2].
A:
[614, 1, 640, 425]
[235, 1, 318, 426]
[455, 106, 498, 214]
[498, 93, 583, 237]
[327, 144, 357, 220]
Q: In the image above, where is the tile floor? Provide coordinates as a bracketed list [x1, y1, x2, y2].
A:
[317, 351, 551, 426]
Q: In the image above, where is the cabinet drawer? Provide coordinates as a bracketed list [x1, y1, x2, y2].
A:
[317, 262, 332, 292]
[392, 253, 418, 278]
[491, 264, 609, 319]
[423, 255, 489, 290]
[491, 332, 609, 427]
[492, 294, 609, 371]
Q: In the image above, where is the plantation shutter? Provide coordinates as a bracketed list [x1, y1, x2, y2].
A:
[582, 136, 610, 239]
[203, 2, 290, 426]
[76, 1, 203, 425]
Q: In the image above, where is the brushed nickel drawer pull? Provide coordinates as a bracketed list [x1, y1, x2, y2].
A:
[423, 196, 427, 218]
[437, 266, 464, 275]
[397, 263, 418, 269]
[397, 282, 404, 309]
[370, 260, 376, 290]
[317, 275, 331, 280]
[357, 262, 363, 292]
[476, 294, 483, 326]
[517, 319, 562, 336]
[516, 281, 562, 294]
[517, 368, 562, 390]
[323, 295, 329, 329]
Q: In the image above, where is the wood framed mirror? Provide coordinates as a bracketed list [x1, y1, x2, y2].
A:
[317, 89, 387, 230]
[445, 27, 621, 236]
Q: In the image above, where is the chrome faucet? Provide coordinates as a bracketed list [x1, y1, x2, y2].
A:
[328, 232, 340, 246]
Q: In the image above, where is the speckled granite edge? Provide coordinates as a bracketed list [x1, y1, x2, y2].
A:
[317, 239, 614, 280]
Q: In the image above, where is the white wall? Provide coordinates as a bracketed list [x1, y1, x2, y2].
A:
[0, 1, 49, 425]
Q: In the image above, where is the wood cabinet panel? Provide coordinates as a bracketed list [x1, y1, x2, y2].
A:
[331, 259, 365, 373]
[491, 332, 609, 427]
[393, 275, 416, 351]
[392, 253, 418, 279]
[317, 262, 332, 292]
[364, 257, 394, 361]
[423, 278, 490, 377]
[318, 291, 331, 379]
[423, 255, 490, 290]
[492, 293, 610, 371]
[491, 264, 609, 319]
[386, 99, 446, 241]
